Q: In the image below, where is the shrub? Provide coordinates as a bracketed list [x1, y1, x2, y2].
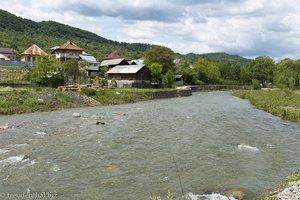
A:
[81, 88, 96, 96]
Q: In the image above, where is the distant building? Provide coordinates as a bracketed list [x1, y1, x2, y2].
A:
[106, 64, 151, 88]
[101, 50, 128, 61]
[0, 48, 18, 61]
[174, 74, 184, 86]
[79, 54, 100, 77]
[52, 41, 83, 63]
[131, 56, 144, 65]
[20, 44, 47, 63]
[100, 58, 129, 69]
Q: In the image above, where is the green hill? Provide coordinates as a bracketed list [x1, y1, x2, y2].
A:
[177, 52, 251, 67]
[0, 9, 251, 65]
[0, 9, 151, 59]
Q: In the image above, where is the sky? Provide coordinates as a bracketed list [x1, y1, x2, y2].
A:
[1, 0, 300, 60]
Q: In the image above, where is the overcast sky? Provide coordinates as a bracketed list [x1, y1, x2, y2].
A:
[1, 0, 300, 60]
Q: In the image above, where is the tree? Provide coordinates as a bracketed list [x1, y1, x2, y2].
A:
[148, 63, 163, 83]
[29, 55, 65, 87]
[245, 56, 275, 86]
[219, 62, 241, 81]
[63, 60, 80, 83]
[163, 70, 175, 88]
[273, 58, 300, 89]
[144, 45, 175, 74]
[193, 58, 221, 84]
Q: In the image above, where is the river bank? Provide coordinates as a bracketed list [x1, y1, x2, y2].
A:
[0, 87, 192, 115]
[233, 89, 300, 123]
[261, 171, 300, 200]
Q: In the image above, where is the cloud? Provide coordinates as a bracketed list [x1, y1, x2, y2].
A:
[2, 0, 300, 60]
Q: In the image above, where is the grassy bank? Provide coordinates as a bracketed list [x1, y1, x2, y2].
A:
[81, 88, 156, 105]
[0, 87, 177, 115]
[0, 66, 29, 84]
[233, 89, 300, 123]
[0, 87, 94, 114]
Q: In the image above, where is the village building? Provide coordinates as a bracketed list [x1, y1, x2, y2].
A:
[0, 48, 18, 61]
[52, 41, 83, 63]
[79, 54, 100, 77]
[106, 64, 151, 88]
[101, 50, 128, 61]
[20, 44, 47, 63]
[174, 74, 184, 86]
[131, 57, 144, 65]
[100, 58, 129, 69]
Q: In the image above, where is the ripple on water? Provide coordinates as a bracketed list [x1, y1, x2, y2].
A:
[0, 156, 25, 167]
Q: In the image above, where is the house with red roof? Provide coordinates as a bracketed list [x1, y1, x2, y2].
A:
[52, 41, 83, 63]
[20, 44, 47, 63]
[101, 50, 128, 61]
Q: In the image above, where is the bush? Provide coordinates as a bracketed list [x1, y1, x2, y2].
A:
[251, 79, 261, 90]
[81, 88, 96, 96]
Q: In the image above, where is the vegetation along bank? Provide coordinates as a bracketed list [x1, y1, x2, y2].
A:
[233, 89, 300, 123]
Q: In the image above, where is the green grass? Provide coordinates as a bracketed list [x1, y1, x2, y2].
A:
[0, 88, 89, 114]
[233, 89, 300, 123]
[0, 66, 29, 84]
[90, 88, 154, 105]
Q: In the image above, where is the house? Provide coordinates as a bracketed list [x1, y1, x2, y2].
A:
[52, 41, 83, 63]
[100, 58, 129, 69]
[20, 44, 47, 63]
[79, 54, 100, 77]
[0, 48, 18, 61]
[132, 57, 144, 65]
[101, 50, 128, 61]
[174, 74, 184, 86]
[106, 64, 151, 88]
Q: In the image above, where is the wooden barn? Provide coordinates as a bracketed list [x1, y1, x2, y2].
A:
[106, 64, 151, 88]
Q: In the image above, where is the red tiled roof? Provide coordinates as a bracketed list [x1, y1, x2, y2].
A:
[21, 44, 48, 56]
[137, 57, 144, 60]
[58, 41, 83, 51]
[0, 48, 18, 54]
[102, 50, 128, 60]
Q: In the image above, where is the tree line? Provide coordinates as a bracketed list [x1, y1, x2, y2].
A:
[144, 46, 300, 89]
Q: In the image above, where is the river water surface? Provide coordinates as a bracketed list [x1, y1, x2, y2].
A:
[0, 92, 300, 200]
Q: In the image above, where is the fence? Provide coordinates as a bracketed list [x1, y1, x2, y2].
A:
[0, 60, 33, 67]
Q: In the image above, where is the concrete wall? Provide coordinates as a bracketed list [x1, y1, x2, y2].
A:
[191, 85, 246, 91]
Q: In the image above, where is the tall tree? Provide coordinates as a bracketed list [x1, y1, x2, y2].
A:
[144, 45, 175, 74]
[148, 63, 163, 83]
[246, 56, 275, 86]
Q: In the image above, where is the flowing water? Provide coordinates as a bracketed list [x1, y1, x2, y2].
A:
[0, 92, 300, 200]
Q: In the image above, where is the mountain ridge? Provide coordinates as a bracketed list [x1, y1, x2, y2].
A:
[0, 9, 250, 65]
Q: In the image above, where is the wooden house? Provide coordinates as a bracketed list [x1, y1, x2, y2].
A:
[79, 54, 100, 77]
[0, 48, 18, 61]
[100, 58, 129, 69]
[20, 44, 47, 63]
[101, 50, 128, 61]
[52, 41, 83, 63]
[106, 64, 151, 88]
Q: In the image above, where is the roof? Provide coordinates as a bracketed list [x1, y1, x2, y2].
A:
[79, 54, 98, 63]
[21, 44, 48, 56]
[175, 74, 183, 78]
[106, 64, 147, 74]
[102, 50, 128, 60]
[57, 41, 83, 51]
[101, 58, 127, 66]
[0, 48, 18, 54]
[137, 57, 144, 60]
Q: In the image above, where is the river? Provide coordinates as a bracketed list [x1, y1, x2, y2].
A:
[0, 92, 300, 200]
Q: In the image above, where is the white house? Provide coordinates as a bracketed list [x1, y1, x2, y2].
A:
[0, 48, 18, 61]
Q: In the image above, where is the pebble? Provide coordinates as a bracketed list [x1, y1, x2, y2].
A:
[277, 181, 300, 200]
[72, 112, 81, 117]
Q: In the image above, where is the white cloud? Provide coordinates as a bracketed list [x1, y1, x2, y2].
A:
[2, 0, 300, 59]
